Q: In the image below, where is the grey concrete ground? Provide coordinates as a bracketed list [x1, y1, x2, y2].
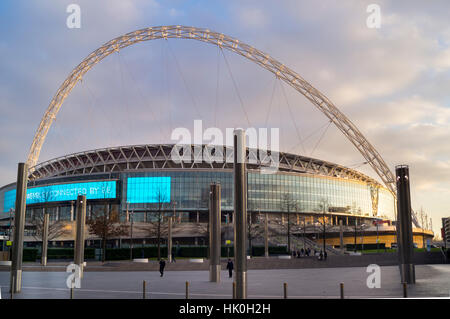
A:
[0, 265, 449, 299]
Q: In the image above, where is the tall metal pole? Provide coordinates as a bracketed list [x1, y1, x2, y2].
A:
[74, 195, 86, 278]
[130, 211, 134, 260]
[233, 129, 247, 299]
[396, 165, 415, 284]
[264, 213, 269, 258]
[209, 183, 221, 282]
[41, 208, 49, 266]
[303, 216, 307, 250]
[376, 221, 379, 253]
[168, 216, 173, 263]
[8, 208, 13, 261]
[10, 162, 28, 293]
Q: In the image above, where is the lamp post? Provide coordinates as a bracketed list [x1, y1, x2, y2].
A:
[361, 222, 366, 252]
[8, 208, 14, 261]
[303, 216, 306, 251]
[233, 129, 247, 299]
[173, 201, 177, 223]
[376, 219, 380, 253]
[129, 208, 134, 261]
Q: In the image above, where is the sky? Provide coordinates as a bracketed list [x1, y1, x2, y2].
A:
[0, 0, 449, 237]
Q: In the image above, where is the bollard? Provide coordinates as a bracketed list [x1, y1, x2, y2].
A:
[283, 283, 288, 299]
[340, 283, 344, 299]
[402, 282, 408, 298]
[70, 287, 74, 299]
[143, 280, 146, 299]
[232, 282, 236, 299]
[185, 281, 189, 299]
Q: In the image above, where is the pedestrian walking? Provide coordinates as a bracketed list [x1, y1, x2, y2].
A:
[324, 251, 328, 260]
[159, 258, 166, 277]
[226, 259, 234, 278]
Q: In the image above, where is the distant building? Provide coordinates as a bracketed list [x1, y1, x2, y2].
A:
[442, 217, 450, 248]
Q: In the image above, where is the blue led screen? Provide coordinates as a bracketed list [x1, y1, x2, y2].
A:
[3, 180, 116, 212]
[126, 177, 171, 203]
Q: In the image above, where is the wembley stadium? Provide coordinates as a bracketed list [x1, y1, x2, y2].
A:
[0, 144, 433, 254]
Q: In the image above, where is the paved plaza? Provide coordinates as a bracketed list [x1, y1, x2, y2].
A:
[1, 264, 449, 299]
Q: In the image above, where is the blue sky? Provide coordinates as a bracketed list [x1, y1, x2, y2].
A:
[1, 0, 450, 236]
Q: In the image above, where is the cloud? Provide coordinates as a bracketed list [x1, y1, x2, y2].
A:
[168, 8, 184, 18]
[234, 6, 268, 28]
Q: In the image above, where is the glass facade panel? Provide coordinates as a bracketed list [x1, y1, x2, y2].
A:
[0, 169, 395, 221]
[3, 180, 117, 212]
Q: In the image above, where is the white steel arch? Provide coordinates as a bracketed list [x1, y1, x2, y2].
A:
[27, 25, 396, 195]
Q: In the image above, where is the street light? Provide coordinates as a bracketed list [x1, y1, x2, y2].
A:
[8, 208, 14, 240]
[375, 219, 381, 253]
[8, 208, 14, 261]
[127, 202, 134, 261]
[173, 201, 177, 221]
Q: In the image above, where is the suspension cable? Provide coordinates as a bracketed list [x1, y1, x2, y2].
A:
[279, 80, 307, 155]
[84, 81, 114, 147]
[264, 77, 277, 128]
[214, 45, 220, 127]
[310, 120, 332, 157]
[119, 49, 157, 123]
[116, 51, 134, 141]
[287, 120, 332, 154]
[220, 47, 252, 128]
[166, 40, 202, 119]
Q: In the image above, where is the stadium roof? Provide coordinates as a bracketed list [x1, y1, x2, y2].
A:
[28, 144, 382, 188]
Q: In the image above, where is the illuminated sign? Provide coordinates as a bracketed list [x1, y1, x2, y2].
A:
[127, 177, 171, 203]
[3, 180, 116, 212]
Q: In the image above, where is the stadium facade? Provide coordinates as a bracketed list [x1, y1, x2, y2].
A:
[0, 144, 433, 251]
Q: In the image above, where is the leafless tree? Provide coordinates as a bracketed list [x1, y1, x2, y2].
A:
[247, 211, 264, 255]
[280, 193, 299, 253]
[87, 204, 129, 262]
[142, 189, 170, 260]
[352, 216, 371, 252]
[314, 198, 335, 253]
[31, 210, 71, 242]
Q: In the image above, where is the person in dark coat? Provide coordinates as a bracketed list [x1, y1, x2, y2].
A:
[159, 258, 166, 277]
[226, 259, 234, 278]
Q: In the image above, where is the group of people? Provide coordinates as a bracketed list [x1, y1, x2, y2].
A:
[292, 248, 328, 260]
[158, 258, 235, 278]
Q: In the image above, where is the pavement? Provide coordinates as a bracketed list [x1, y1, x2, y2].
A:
[0, 264, 449, 299]
[0, 251, 445, 272]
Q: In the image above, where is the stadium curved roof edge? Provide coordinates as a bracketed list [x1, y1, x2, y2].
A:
[26, 144, 383, 188]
